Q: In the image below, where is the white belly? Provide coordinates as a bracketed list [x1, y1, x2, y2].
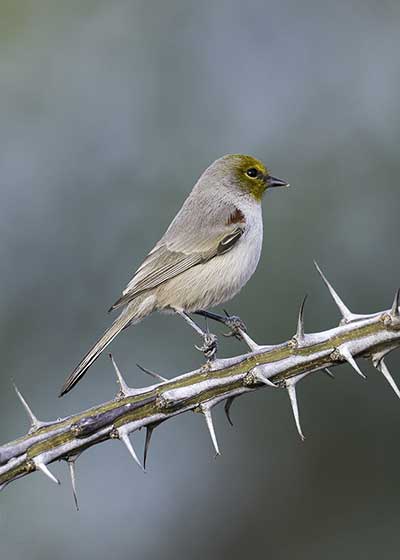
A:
[156, 204, 263, 312]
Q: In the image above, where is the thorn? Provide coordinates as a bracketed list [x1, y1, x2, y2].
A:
[224, 396, 235, 426]
[296, 294, 308, 343]
[391, 288, 400, 318]
[253, 367, 278, 387]
[143, 425, 155, 470]
[324, 368, 335, 379]
[13, 384, 43, 432]
[35, 459, 60, 485]
[239, 331, 262, 352]
[259, 374, 278, 388]
[286, 380, 305, 441]
[371, 346, 397, 367]
[67, 457, 80, 511]
[109, 354, 131, 396]
[118, 428, 145, 472]
[314, 261, 354, 322]
[339, 345, 366, 380]
[136, 363, 168, 383]
[201, 405, 220, 457]
[376, 359, 400, 400]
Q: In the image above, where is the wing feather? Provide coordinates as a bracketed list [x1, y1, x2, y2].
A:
[109, 197, 246, 311]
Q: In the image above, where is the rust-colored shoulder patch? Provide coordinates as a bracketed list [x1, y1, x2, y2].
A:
[226, 208, 245, 225]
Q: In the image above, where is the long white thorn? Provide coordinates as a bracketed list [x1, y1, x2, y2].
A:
[35, 460, 60, 485]
[253, 366, 278, 387]
[314, 261, 354, 322]
[67, 457, 80, 511]
[239, 330, 262, 352]
[339, 345, 366, 380]
[296, 295, 308, 343]
[109, 354, 131, 396]
[376, 359, 400, 400]
[286, 380, 305, 441]
[201, 405, 220, 457]
[13, 384, 43, 432]
[118, 429, 145, 472]
[372, 346, 398, 367]
[391, 289, 400, 318]
[239, 330, 277, 352]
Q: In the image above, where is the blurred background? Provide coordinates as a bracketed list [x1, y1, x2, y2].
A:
[1, 0, 400, 558]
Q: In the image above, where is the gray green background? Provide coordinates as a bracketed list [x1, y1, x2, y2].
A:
[1, 1, 400, 559]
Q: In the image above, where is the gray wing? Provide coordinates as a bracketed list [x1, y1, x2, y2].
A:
[109, 196, 245, 310]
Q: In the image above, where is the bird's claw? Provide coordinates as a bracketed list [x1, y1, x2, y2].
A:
[195, 333, 218, 361]
[222, 312, 247, 340]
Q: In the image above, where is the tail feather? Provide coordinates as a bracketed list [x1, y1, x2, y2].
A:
[59, 307, 138, 397]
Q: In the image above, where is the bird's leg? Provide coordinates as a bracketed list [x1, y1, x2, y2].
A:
[175, 310, 218, 361]
[194, 309, 247, 340]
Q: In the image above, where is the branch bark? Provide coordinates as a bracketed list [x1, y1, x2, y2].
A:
[1, 267, 399, 507]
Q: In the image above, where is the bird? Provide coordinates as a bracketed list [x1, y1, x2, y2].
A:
[59, 154, 289, 396]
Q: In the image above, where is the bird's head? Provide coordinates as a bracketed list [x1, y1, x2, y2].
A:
[208, 154, 289, 201]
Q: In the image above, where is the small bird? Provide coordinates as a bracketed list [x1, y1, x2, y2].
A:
[60, 154, 289, 396]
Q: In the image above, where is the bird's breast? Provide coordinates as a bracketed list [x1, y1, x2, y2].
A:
[225, 206, 263, 289]
[155, 204, 263, 312]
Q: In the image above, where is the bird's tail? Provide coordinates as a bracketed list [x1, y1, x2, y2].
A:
[59, 297, 155, 397]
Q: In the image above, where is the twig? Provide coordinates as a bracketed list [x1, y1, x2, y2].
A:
[1, 264, 399, 506]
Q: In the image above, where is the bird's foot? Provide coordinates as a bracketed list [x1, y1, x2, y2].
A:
[193, 309, 247, 341]
[195, 332, 218, 361]
[221, 310, 247, 340]
[174, 309, 219, 361]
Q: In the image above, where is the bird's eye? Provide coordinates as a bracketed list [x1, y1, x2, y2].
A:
[246, 168, 258, 178]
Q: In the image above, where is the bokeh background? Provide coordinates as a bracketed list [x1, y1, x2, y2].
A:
[1, 1, 400, 558]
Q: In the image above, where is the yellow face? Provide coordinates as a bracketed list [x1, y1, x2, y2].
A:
[227, 154, 289, 201]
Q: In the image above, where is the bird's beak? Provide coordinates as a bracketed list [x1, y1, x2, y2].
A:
[267, 175, 290, 188]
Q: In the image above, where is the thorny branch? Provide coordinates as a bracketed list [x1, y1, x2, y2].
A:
[1, 263, 400, 509]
